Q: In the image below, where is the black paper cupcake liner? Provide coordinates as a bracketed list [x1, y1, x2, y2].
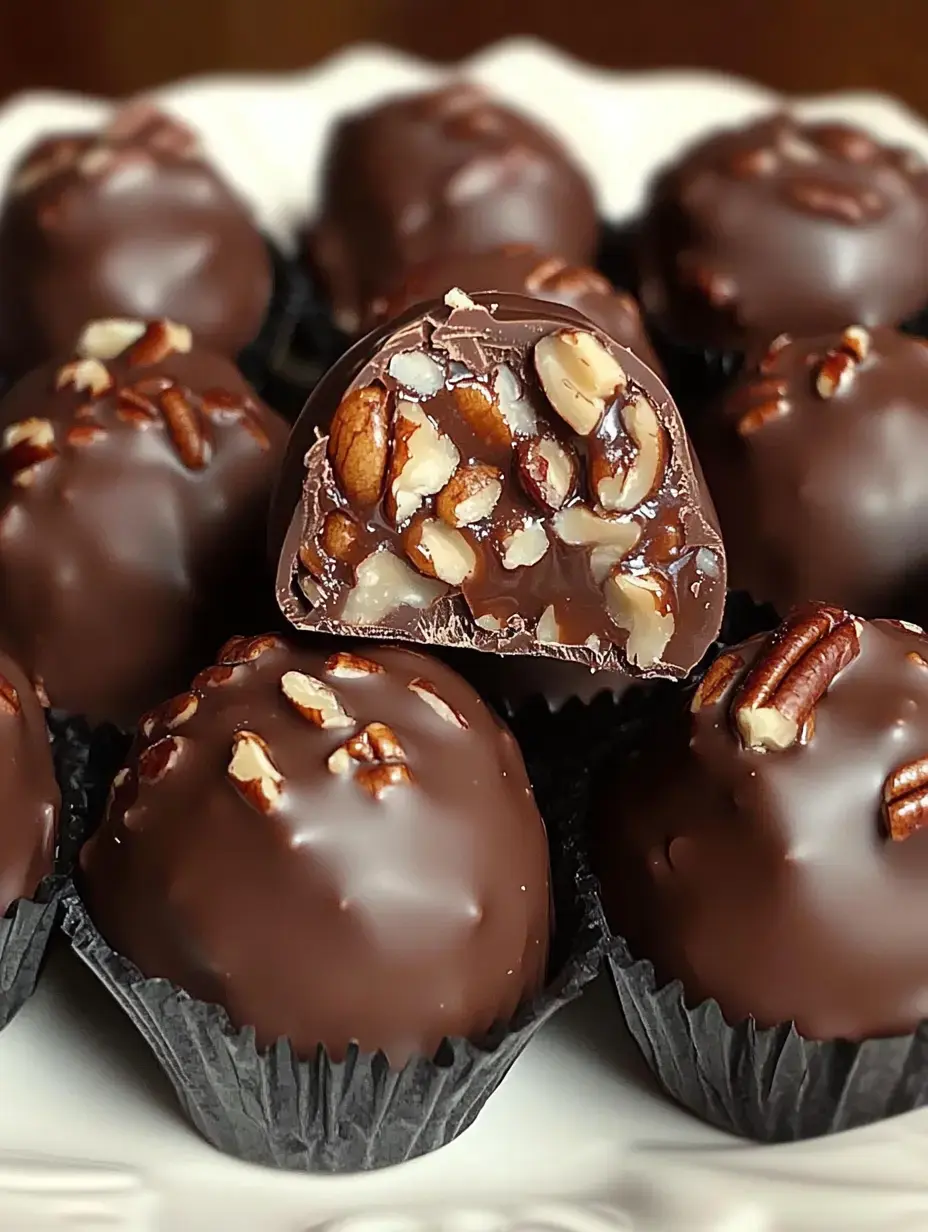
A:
[603, 930, 928, 1141]
[0, 709, 119, 1031]
[60, 753, 604, 1172]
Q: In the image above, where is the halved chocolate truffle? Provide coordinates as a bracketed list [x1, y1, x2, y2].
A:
[0, 318, 288, 725]
[367, 244, 662, 375]
[595, 605, 928, 1040]
[310, 84, 598, 333]
[639, 114, 928, 354]
[274, 291, 725, 678]
[79, 635, 551, 1064]
[0, 651, 58, 917]
[0, 102, 272, 375]
[695, 325, 928, 622]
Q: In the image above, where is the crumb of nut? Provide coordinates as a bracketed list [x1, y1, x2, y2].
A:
[603, 569, 675, 667]
[341, 549, 446, 625]
[386, 403, 460, 526]
[536, 605, 561, 644]
[77, 318, 148, 360]
[56, 358, 113, 397]
[496, 519, 549, 570]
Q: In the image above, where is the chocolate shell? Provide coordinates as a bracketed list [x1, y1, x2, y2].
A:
[365, 245, 662, 375]
[639, 114, 928, 353]
[79, 635, 551, 1065]
[695, 325, 928, 622]
[273, 291, 725, 679]
[0, 102, 272, 375]
[310, 84, 598, 333]
[594, 605, 928, 1040]
[0, 318, 289, 726]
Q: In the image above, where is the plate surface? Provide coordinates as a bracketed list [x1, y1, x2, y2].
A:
[2, 39, 928, 1231]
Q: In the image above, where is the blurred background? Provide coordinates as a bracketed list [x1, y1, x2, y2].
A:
[2, 0, 928, 113]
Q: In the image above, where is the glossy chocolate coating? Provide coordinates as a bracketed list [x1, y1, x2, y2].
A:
[696, 325, 928, 621]
[80, 636, 550, 1064]
[0, 102, 272, 376]
[366, 245, 662, 375]
[594, 611, 928, 1040]
[639, 113, 928, 353]
[310, 84, 598, 333]
[273, 291, 725, 678]
[0, 651, 58, 915]
[0, 320, 288, 726]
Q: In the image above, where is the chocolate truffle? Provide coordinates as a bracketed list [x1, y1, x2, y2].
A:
[638, 114, 928, 353]
[367, 244, 662, 375]
[0, 101, 272, 375]
[696, 325, 928, 622]
[594, 605, 928, 1040]
[0, 318, 288, 725]
[274, 291, 725, 678]
[310, 84, 598, 333]
[0, 652, 58, 916]
[79, 635, 551, 1064]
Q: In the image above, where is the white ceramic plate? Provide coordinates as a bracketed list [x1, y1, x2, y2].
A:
[3, 39, 928, 1232]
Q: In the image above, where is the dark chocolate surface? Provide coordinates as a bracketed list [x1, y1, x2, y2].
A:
[594, 607, 928, 1040]
[0, 319, 288, 726]
[0, 102, 272, 375]
[273, 291, 725, 678]
[366, 245, 662, 375]
[696, 325, 928, 621]
[639, 113, 928, 353]
[79, 636, 551, 1065]
[0, 649, 58, 916]
[310, 85, 598, 333]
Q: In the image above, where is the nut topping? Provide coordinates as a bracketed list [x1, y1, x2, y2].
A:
[732, 605, 861, 752]
[327, 721, 413, 798]
[534, 329, 627, 436]
[138, 735, 184, 784]
[192, 664, 235, 690]
[160, 387, 209, 469]
[436, 463, 503, 527]
[452, 382, 513, 447]
[840, 325, 871, 362]
[592, 395, 667, 513]
[341, 549, 446, 625]
[227, 730, 284, 813]
[516, 436, 577, 512]
[386, 402, 459, 526]
[492, 366, 538, 437]
[325, 651, 384, 679]
[328, 384, 391, 507]
[125, 319, 193, 367]
[691, 651, 745, 712]
[883, 755, 928, 841]
[66, 423, 108, 446]
[405, 516, 478, 584]
[55, 358, 113, 397]
[407, 677, 468, 728]
[77, 319, 147, 360]
[496, 519, 549, 570]
[603, 569, 675, 667]
[218, 634, 283, 664]
[281, 671, 354, 728]
[142, 691, 199, 736]
[814, 349, 856, 399]
[1, 418, 57, 486]
[0, 675, 21, 716]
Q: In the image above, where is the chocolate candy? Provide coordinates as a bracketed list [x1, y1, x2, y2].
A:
[594, 605, 928, 1040]
[79, 636, 551, 1064]
[310, 85, 598, 333]
[638, 114, 928, 353]
[0, 651, 58, 916]
[273, 291, 725, 678]
[0, 318, 288, 726]
[696, 325, 928, 621]
[367, 244, 662, 375]
[0, 102, 272, 376]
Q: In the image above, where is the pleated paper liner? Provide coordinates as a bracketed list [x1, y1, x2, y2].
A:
[0, 710, 122, 1031]
[603, 930, 928, 1141]
[60, 753, 604, 1173]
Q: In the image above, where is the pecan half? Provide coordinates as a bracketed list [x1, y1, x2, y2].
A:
[328, 384, 391, 507]
[732, 605, 861, 751]
[218, 633, 283, 664]
[453, 382, 512, 447]
[160, 387, 209, 469]
[325, 651, 384, 678]
[691, 651, 745, 712]
[883, 755, 928, 841]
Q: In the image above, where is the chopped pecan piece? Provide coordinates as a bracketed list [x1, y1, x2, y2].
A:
[883, 756, 928, 841]
[227, 731, 284, 813]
